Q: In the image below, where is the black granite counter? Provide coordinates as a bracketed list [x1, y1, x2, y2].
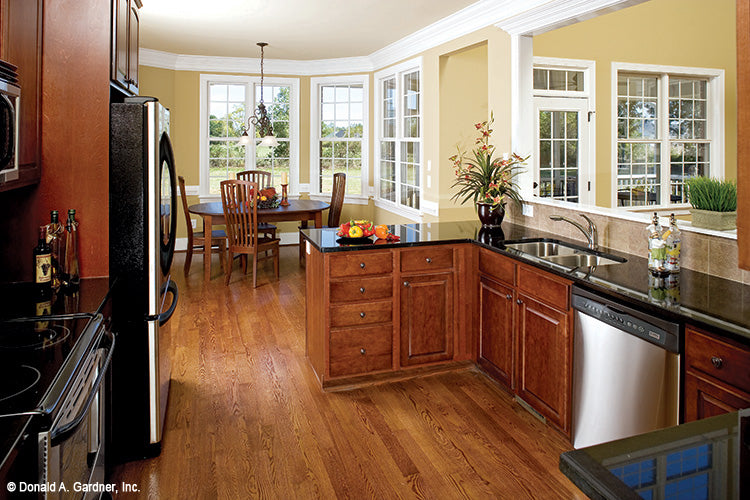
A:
[560, 409, 750, 499]
[300, 220, 750, 342]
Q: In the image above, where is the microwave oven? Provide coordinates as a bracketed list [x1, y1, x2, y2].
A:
[0, 77, 20, 182]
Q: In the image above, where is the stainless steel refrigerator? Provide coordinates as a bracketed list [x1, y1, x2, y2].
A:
[109, 96, 178, 461]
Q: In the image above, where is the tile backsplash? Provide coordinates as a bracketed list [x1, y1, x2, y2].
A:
[506, 200, 747, 284]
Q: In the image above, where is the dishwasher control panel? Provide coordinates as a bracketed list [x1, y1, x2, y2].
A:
[572, 290, 680, 353]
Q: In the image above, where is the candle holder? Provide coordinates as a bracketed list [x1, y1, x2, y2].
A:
[280, 184, 290, 206]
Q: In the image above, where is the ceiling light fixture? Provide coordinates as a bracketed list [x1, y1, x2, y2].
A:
[238, 42, 278, 147]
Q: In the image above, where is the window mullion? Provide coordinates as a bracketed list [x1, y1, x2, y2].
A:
[659, 74, 670, 207]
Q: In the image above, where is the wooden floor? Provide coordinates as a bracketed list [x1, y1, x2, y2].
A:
[110, 247, 585, 499]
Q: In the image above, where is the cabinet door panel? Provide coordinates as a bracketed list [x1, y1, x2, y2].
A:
[684, 371, 750, 422]
[127, 4, 139, 92]
[112, 0, 128, 84]
[516, 294, 571, 434]
[400, 272, 453, 366]
[478, 275, 514, 389]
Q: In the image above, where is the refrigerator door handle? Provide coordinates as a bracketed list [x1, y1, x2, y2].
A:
[146, 279, 178, 325]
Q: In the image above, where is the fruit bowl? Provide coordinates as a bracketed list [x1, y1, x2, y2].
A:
[336, 220, 400, 241]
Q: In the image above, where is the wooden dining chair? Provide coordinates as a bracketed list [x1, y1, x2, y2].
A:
[299, 172, 346, 263]
[220, 179, 280, 287]
[178, 176, 226, 277]
[235, 170, 277, 239]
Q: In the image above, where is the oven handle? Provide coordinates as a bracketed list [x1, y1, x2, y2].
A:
[50, 329, 115, 447]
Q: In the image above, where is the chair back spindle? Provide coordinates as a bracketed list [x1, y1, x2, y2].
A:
[328, 172, 346, 227]
[236, 169, 272, 188]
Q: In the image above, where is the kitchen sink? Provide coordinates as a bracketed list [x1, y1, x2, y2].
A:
[502, 238, 626, 269]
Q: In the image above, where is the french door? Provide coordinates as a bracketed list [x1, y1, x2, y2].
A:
[533, 97, 592, 205]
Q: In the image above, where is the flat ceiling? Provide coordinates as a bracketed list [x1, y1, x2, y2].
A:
[140, 0, 479, 60]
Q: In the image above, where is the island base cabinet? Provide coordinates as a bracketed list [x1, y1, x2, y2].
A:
[478, 275, 514, 390]
[515, 293, 572, 434]
[329, 326, 393, 377]
[400, 272, 454, 366]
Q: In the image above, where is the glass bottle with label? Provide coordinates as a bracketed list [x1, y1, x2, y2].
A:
[647, 212, 667, 275]
[664, 213, 681, 273]
[47, 210, 63, 290]
[33, 225, 52, 289]
[62, 209, 80, 291]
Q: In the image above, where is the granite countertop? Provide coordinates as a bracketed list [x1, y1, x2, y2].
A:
[559, 409, 750, 499]
[300, 220, 750, 342]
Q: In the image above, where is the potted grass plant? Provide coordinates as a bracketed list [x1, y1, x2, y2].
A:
[684, 176, 737, 230]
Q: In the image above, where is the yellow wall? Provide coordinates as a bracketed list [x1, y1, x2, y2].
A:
[534, 0, 737, 207]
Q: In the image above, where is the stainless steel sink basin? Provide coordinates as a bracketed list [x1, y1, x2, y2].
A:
[503, 238, 626, 269]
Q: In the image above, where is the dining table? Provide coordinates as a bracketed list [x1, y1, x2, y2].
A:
[188, 199, 330, 280]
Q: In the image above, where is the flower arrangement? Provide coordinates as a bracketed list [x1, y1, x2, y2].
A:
[450, 114, 527, 209]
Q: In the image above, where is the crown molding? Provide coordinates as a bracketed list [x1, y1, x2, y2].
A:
[140, 0, 646, 75]
[140, 48, 373, 75]
[495, 0, 648, 36]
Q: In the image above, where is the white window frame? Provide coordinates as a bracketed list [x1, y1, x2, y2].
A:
[533, 57, 596, 205]
[374, 57, 424, 221]
[308, 75, 369, 205]
[198, 73, 300, 201]
[611, 62, 724, 210]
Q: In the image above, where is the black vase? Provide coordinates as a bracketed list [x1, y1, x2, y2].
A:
[476, 202, 505, 227]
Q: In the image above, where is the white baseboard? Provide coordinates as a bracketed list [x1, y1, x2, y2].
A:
[175, 231, 300, 252]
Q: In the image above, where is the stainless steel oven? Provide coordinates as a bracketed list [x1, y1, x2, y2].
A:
[36, 315, 114, 499]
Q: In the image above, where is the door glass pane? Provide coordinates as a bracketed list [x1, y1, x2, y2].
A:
[538, 109, 580, 202]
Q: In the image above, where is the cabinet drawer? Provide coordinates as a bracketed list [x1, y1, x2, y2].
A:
[330, 325, 393, 377]
[686, 326, 750, 393]
[330, 300, 393, 328]
[400, 247, 453, 272]
[329, 251, 393, 277]
[479, 248, 515, 285]
[330, 275, 393, 303]
[517, 265, 570, 310]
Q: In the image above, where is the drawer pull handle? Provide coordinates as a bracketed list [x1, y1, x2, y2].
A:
[506, 294, 512, 300]
[360, 348, 366, 355]
[360, 262, 366, 269]
[360, 287, 365, 294]
[426, 257, 432, 263]
[516, 299, 523, 305]
[360, 312, 366, 318]
[403, 281, 410, 287]
[711, 356, 723, 369]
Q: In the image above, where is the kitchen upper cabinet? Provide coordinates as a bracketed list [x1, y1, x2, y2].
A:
[0, 0, 42, 191]
[478, 275, 514, 389]
[684, 325, 750, 422]
[111, 0, 140, 95]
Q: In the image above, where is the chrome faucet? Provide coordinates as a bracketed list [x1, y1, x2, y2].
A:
[550, 214, 598, 250]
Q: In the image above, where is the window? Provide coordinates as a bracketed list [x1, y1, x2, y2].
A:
[613, 64, 723, 208]
[375, 59, 422, 216]
[200, 75, 299, 198]
[310, 76, 368, 200]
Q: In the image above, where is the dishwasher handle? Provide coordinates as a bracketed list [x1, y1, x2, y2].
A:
[572, 288, 680, 354]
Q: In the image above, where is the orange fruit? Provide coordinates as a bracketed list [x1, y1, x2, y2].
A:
[374, 224, 389, 239]
[348, 225, 364, 238]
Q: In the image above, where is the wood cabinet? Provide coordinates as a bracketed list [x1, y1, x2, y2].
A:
[476, 248, 573, 436]
[0, 0, 42, 191]
[111, 0, 140, 95]
[399, 246, 456, 367]
[684, 325, 750, 422]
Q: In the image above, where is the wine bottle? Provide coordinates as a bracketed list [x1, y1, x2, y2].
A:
[47, 210, 63, 290]
[62, 209, 80, 291]
[33, 225, 52, 290]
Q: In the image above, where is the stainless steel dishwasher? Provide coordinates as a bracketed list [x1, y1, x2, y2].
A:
[571, 286, 681, 449]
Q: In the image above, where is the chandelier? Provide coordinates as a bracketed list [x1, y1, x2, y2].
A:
[238, 42, 278, 147]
